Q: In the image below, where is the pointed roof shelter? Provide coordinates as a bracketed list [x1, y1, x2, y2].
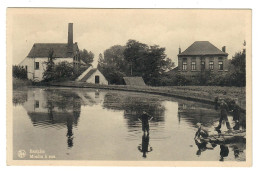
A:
[76, 66, 108, 85]
[123, 77, 146, 86]
[79, 68, 98, 82]
[178, 41, 228, 56]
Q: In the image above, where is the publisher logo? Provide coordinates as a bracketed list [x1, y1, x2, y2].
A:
[17, 150, 26, 158]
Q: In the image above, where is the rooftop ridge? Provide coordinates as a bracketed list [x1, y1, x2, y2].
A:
[179, 41, 228, 56]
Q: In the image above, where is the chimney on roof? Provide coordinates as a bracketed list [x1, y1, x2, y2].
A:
[222, 46, 226, 53]
[179, 46, 181, 54]
[68, 23, 73, 52]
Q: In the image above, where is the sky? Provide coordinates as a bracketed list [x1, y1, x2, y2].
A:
[8, 9, 250, 67]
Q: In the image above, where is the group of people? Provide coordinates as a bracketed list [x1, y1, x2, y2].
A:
[214, 97, 241, 131]
[195, 97, 241, 141]
[138, 97, 241, 159]
[194, 97, 242, 160]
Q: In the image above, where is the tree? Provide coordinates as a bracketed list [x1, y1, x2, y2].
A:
[79, 49, 94, 65]
[43, 49, 55, 82]
[13, 65, 27, 79]
[123, 40, 174, 85]
[230, 51, 246, 86]
[43, 49, 75, 82]
[98, 45, 128, 84]
[123, 40, 149, 76]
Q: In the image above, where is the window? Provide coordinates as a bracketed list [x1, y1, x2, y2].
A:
[95, 75, 100, 84]
[182, 59, 187, 71]
[209, 61, 214, 70]
[201, 61, 205, 70]
[218, 61, 223, 70]
[191, 61, 196, 71]
[35, 100, 39, 108]
[35, 62, 39, 70]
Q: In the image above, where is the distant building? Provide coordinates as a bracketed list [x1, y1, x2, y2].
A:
[19, 23, 81, 81]
[178, 41, 228, 77]
[76, 66, 108, 85]
[123, 77, 146, 86]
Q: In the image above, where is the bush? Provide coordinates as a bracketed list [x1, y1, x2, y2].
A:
[13, 65, 27, 79]
[98, 66, 126, 85]
[42, 61, 74, 82]
[53, 62, 74, 81]
[69, 65, 91, 80]
[157, 75, 175, 86]
[174, 73, 191, 86]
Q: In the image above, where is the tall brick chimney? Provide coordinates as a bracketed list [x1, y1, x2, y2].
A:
[222, 46, 226, 53]
[68, 23, 73, 53]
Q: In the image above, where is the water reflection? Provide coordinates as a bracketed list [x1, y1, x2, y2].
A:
[178, 103, 219, 127]
[219, 144, 229, 161]
[103, 92, 165, 131]
[195, 140, 216, 156]
[23, 89, 81, 149]
[13, 89, 28, 106]
[12, 88, 246, 161]
[138, 133, 153, 158]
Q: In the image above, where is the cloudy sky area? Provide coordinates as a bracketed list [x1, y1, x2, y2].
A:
[10, 9, 250, 67]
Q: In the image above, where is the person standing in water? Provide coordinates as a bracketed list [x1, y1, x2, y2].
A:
[215, 99, 232, 130]
[230, 99, 240, 130]
[138, 111, 153, 134]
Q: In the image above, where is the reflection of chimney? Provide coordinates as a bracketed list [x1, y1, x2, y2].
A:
[179, 46, 181, 54]
[68, 23, 73, 53]
[222, 46, 226, 53]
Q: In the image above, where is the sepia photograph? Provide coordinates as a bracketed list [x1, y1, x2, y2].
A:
[6, 8, 252, 166]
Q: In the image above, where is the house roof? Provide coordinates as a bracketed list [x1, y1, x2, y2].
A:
[80, 68, 98, 82]
[166, 66, 179, 75]
[178, 41, 228, 56]
[123, 77, 146, 86]
[27, 43, 79, 58]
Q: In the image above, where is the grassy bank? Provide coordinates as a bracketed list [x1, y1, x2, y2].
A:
[12, 77, 32, 89]
[50, 81, 246, 110]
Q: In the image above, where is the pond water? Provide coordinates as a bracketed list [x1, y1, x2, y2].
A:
[13, 87, 246, 161]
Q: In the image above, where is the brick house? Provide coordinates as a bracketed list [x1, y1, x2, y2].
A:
[178, 41, 228, 77]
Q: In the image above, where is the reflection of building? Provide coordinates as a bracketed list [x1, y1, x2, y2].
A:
[22, 89, 81, 148]
[19, 23, 82, 81]
[75, 90, 106, 106]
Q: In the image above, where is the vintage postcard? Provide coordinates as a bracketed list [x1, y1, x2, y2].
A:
[6, 8, 252, 166]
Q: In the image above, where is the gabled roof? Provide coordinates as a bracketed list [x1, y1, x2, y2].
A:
[178, 41, 228, 56]
[27, 43, 79, 58]
[123, 77, 146, 86]
[80, 68, 98, 82]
